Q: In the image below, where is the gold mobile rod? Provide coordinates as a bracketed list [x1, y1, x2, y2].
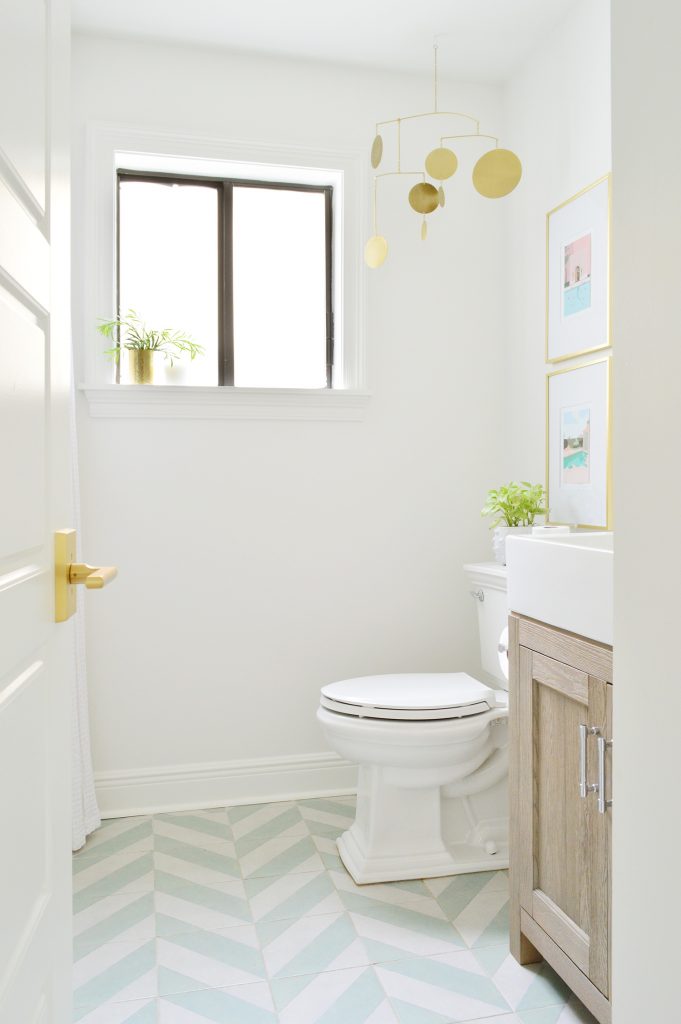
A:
[375, 112, 481, 130]
[69, 563, 118, 589]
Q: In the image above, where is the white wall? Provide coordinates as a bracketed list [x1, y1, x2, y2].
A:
[611, 2, 681, 1019]
[502, 0, 611, 484]
[72, 36, 509, 812]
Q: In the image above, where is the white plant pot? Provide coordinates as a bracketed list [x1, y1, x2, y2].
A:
[492, 526, 533, 565]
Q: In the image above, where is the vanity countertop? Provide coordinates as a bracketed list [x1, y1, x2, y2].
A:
[506, 532, 613, 646]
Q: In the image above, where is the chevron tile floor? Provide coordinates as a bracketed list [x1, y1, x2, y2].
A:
[73, 796, 598, 1024]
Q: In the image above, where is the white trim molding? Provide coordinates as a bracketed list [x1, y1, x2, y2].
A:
[80, 384, 371, 421]
[79, 122, 368, 411]
[95, 751, 358, 818]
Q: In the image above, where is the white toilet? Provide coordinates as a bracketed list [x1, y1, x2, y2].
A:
[317, 562, 509, 884]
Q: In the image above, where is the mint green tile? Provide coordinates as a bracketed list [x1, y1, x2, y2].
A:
[73, 820, 153, 868]
[516, 965, 571, 1011]
[73, 853, 153, 913]
[348, 896, 463, 944]
[390, 998, 453, 1024]
[73, 940, 155, 1013]
[297, 798, 356, 819]
[160, 981, 276, 1023]
[237, 835, 320, 878]
[431, 871, 500, 919]
[154, 871, 249, 916]
[158, 924, 265, 980]
[245, 871, 336, 922]
[155, 835, 239, 876]
[272, 966, 385, 1022]
[155, 812, 231, 840]
[229, 805, 304, 838]
[380, 956, 510, 1010]
[470, 900, 510, 949]
[260, 914, 364, 978]
[74, 893, 154, 959]
[518, 1006, 566, 1024]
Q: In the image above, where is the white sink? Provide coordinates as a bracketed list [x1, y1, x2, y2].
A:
[506, 532, 614, 645]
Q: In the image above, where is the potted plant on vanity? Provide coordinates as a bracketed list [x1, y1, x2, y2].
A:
[481, 481, 549, 565]
[98, 309, 204, 384]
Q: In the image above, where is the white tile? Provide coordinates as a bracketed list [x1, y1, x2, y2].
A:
[153, 851, 239, 886]
[274, 965, 398, 1024]
[158, 983, 275, 1021]
[259, 912, 369, 979]
[157, 926, 265, 993]
[453, 890, 509, 947]
[73, 851, 155, 896]
[75, 997, 156, 1023]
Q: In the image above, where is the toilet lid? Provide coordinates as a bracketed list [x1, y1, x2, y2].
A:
[320, 673, 498, 721]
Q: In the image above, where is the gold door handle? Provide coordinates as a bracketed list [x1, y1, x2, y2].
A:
[69, 563, 118, 589]
[55, 529, 118, 621]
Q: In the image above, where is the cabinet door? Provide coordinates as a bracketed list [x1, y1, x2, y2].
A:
[517, 647, 611, 997]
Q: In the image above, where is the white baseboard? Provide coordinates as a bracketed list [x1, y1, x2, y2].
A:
[95, 751, 358, 818]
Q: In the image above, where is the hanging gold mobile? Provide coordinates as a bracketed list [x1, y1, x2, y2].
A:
[364, 43, 522, 269]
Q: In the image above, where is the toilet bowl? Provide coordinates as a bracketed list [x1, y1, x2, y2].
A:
[317, 562, 509, 884]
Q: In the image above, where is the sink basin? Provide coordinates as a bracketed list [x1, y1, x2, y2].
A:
[506, 532, 613, 645]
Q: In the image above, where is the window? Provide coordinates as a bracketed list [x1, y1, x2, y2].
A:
[116, 171, 334, 388]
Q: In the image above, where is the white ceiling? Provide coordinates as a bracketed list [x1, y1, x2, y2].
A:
[71, 0, 574, 84]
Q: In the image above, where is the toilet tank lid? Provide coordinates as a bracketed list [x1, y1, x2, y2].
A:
[463, 561, 508, 590]
[321, 673, 498, 712]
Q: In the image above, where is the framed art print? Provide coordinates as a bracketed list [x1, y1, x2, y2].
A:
[546, 358, 611, 529]
[546, 174, 611, 363]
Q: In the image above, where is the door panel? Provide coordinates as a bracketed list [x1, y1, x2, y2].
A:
[0, 0, 47, 209]
[519, 646, 611, 997]
[0, 179, 49, 303]
[0, 298, 46, 558]
[0, 661, 49, 982]
[0, 0, 72, 1022]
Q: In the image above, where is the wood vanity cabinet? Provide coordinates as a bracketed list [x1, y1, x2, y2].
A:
[509, 613, 613, 1024]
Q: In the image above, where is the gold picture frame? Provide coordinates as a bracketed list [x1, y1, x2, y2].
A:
[546, 357, 612, 530]
[546, 174, 611, 364]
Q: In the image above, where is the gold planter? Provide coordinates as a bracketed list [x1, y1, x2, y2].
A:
[129, 349, 154, 384]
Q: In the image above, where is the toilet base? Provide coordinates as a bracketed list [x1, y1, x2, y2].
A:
[334, 763, 509, 884]
[337, 826, 509, 884]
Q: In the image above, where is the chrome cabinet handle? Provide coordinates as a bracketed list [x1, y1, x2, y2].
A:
[579, 724, 600, 798]
[597, 736, 613, 814]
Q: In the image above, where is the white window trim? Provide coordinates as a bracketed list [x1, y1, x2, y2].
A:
[78, 122, 369, 420]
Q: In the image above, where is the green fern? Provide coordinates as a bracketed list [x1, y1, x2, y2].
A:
[97, 309, 204, 368]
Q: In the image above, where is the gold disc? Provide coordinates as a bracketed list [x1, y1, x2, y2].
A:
[472, 148, 522, 198]
[421, 220, 427, 241]
[425, 147, 458, 181]
[364, 234, 388, 268]
[438, 186, 445, 208]
[408, 182, 439, 214]
[370, 134, 383, 169]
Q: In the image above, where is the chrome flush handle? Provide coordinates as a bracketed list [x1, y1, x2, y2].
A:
[469, 589, 484, 602]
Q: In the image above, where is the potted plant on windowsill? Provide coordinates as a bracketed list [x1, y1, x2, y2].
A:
[481, 481, 549, 565]
[97, 309, 204, 384]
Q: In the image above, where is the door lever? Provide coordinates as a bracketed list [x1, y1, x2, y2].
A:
[55, 529, 118, 621]
[69, 563, 118, 589]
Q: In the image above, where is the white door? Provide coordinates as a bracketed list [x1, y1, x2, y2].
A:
[0, 0, 73, 1022]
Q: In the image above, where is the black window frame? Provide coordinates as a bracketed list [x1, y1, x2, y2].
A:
[116, 170, 335, 388]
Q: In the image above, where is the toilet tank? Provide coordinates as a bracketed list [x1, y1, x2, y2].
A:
[463, 562, 509, 690]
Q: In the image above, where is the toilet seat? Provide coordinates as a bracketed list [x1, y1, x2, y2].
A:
[320, 672, 499, 721]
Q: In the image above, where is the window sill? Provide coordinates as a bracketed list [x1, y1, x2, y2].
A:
[79, 385, 371, 421]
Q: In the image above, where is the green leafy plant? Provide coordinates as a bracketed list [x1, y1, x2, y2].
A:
[97, 309, 204, 367]
[481, 481, 548, 529]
